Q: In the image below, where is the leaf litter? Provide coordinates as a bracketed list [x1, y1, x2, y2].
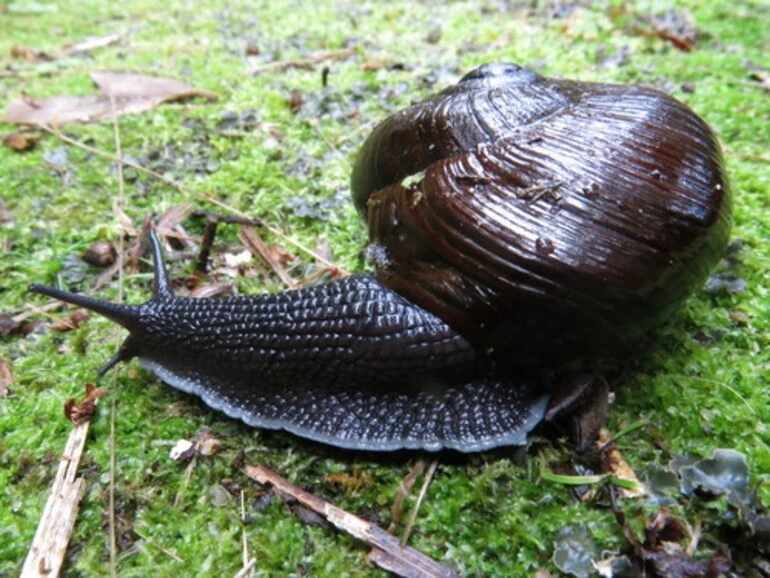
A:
[550, 446, 767, 577]
[6, 5, 760, 572]
[4, 72, 218, 126]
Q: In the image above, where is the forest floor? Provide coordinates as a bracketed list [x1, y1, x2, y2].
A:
[1, 0, 768, 576]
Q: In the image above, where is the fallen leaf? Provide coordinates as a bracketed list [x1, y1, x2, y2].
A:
[597, 429, 645, 498]
[608, 485, 735, 577]
[90, 72, 213, 101]
[82, 241, 117, 267]
[3, 131, 41, 151]
[194, 428, 223, 456]
[265, 244, 298, 268]
[155, 202, 195, 240]
[9, 44, 50, 61]
[50, 308, 90, 332]
[644, 547, 731, 578]
[7, 33, 123, 63]
[3, 72, 218, 126]
[644, 29, 695, 52]
[64, 383, 110, 424]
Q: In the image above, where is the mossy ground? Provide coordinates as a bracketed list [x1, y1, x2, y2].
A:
[1, 0, 768, 576]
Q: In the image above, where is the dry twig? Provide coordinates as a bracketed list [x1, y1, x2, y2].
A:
[20, 386, 103, 578]
[401, 460, 439, 547]
[239, 226, 295, 288]
[245, 464, 459, 578]
[388, 460, 427, 534]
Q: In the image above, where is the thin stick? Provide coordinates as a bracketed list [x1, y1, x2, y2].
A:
[20, 420, 91, 578]
[245, 464, 459, 578]
[240, 490, 252, 573]
[14, 301, 72, 327]
[388, 460, 426, 534]
[233, 558, 257, 578]
[132, 529, 186, 563]
[400, 460, 439, 547]
[239, 226, 295, 288]
[174, 454, 197, 508]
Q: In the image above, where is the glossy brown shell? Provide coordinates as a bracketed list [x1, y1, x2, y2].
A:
[351, 63, 731, 365]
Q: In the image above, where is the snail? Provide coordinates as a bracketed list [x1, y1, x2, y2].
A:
[29, 63, 731, 452]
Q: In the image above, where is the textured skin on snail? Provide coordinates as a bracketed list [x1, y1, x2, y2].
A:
[28, 63, 730, 451]
[29, 244, 547, 452]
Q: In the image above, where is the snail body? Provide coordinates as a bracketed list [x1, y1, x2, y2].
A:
[29, 63, 730, 452]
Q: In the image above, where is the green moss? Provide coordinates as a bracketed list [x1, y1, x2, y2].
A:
[1, 0, 768, 575]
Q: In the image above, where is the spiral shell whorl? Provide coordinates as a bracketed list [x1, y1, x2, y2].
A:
[352, 63, 731, 364]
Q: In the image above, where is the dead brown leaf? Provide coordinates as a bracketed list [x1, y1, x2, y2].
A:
[3, 72, 218, 126]
[3, 131, 41, 151]
[642, 29, 695, 52]
[265, 244, 298, 268]
[609, 486, 733, 577]
[64, 383, 110, 425]
[9, 45, 50, 61]
[193, 427, 223, 456]
[50, 309, 90, 332]
[597, 428, 645, 498]
[287, 89, 304, 114]
[82, 240, 117, 267]
[0, 358, 12, 398]
[155, 202, 196, 242]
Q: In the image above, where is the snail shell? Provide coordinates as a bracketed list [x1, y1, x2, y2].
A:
[29, 63, 730, 451]
[353, 62, 730, 366]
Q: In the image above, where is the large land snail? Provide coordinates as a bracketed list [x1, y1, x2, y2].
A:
[29, 63, 731, 452]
